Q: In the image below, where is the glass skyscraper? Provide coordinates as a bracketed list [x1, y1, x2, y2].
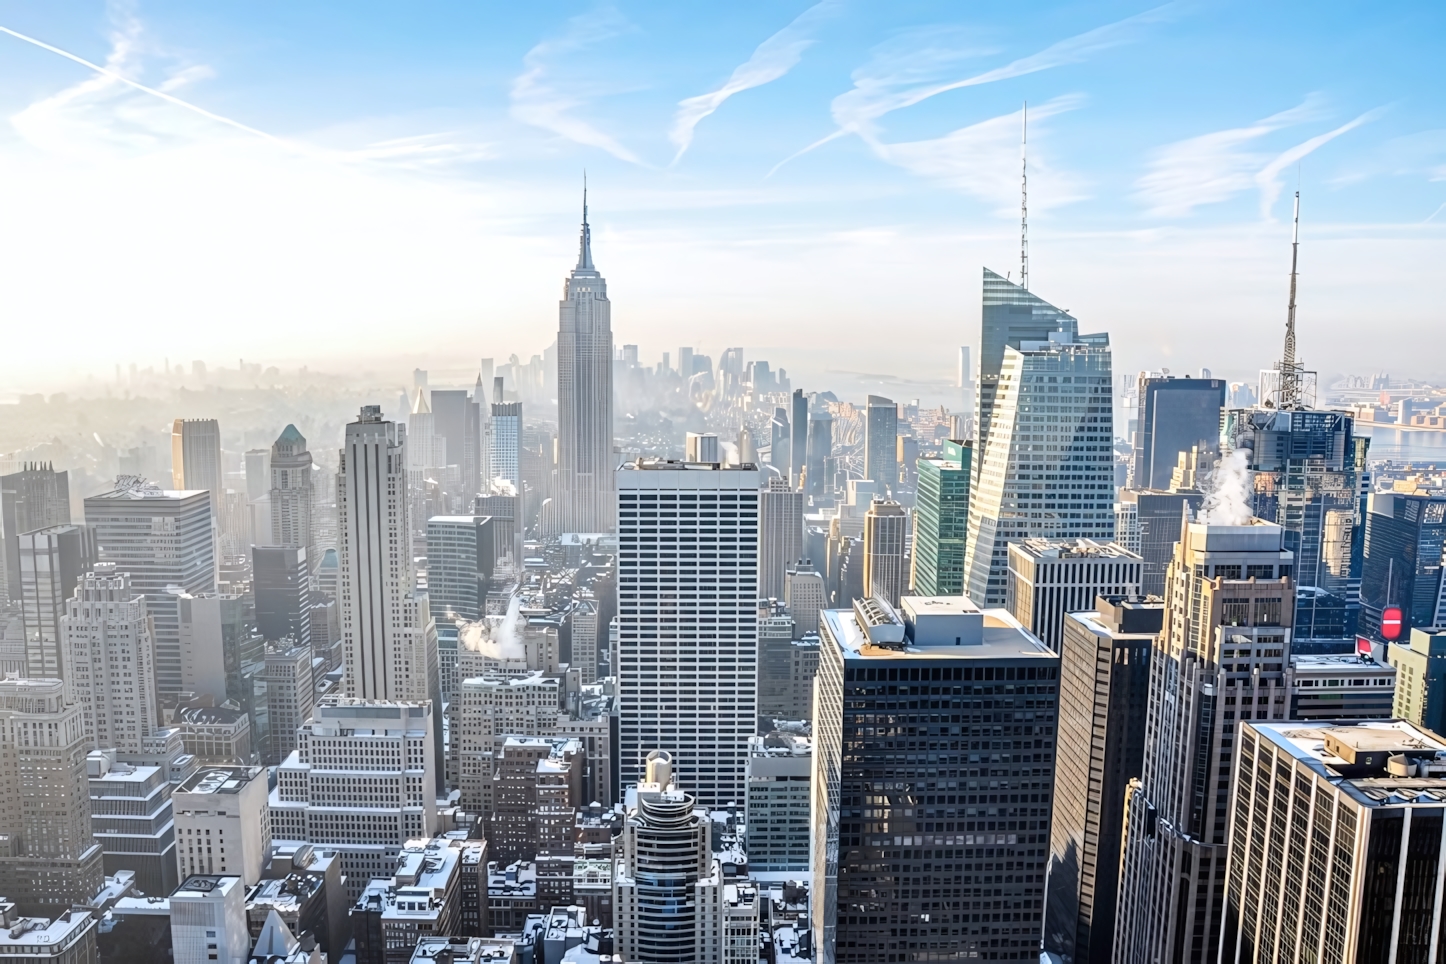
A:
[976, 268, 1078, 453]
[912, 439, 971, 596]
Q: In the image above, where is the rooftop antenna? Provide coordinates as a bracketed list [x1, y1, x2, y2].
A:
[1277, 191, 1302, 409]
[1020, 101, 1029, 291]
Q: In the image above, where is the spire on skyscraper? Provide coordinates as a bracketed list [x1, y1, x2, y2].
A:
[577, 174, 593, 271]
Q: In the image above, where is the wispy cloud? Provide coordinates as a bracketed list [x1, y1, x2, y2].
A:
[773, 5, 1175, 174]
[1136, 98, 1385, 217]
[510, 9, 643, 165]
[877, 95, 1087, 211]
[669, 0, 841, 166]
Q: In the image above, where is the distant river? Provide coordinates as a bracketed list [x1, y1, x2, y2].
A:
[1363, 424, 1446, 462]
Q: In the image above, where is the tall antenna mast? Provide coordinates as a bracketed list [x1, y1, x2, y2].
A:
[1020, 101, 1029, 291]
[1277, 191, 1302, 409]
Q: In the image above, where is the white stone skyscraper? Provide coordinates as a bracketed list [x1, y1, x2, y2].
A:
[337, 407, 442, 730]
[963, 328, 1114, 607]
[62, 565, 158, 753]
[556, 189, 615, 534]
[268, 424, 314, 563]
[617, 459, 759, 808]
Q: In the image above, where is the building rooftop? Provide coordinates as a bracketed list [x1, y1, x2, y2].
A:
[177, 766, 263, 795]
[0, 909, 96, 955]
[174, 875, 244, 898]
[1290, 653, 1395, 674]
[1010, 537, 1141, 561]
[1252, 720, 1446, 807]
[620, 458, 758, 472]
[823, 595, 1050, 661]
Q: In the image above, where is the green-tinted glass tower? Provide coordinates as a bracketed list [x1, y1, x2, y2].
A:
[911, 439, 971, 595]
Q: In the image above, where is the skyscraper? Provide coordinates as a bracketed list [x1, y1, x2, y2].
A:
[861, 499, 907, 606]
[261, 642, 314, 766]
[490, 380, 522, 492]
[62, 565, 158, 754]
[912, 439, 971, 597]
[1131, 374, 1226, 490]
[253, 545, 311, 649]
[976, 268, 1078, 458]
[785, 562, 826, 637]
[1116, 488, 1204, 596]
[1358, 490, 1446, 642]
[0, 677, 103, 915]
[85, 479, 215, 696]
[963, 327, 1114, 608]
[172, 418, 224, 517]
[1387, 627, 1446, 734]
[1, 462, 71, 605]
[18, 524, 94, 680]
[556, 190, 615, 534]
[806, 411, 832, 499]
[864, 395, 898, 494]
[1044, 595, 1160, 964]
[769, 407, 791, 481]
[790, 389, 808, 491]
[1006, 538, 1141, 652]
[1220, 720, 1446, 963]
[268, 425, 314, 564]
[811, 595, 1057, 964]
[1114, 518, 1296, 964]
[616, 459, 759, 807]
[758, 476, 803, 600]
[431, 388, 482, 500]
[337, 406, 439, 705]
[425, 515, 494, 626]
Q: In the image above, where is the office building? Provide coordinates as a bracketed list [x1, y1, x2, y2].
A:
[245, 449, 270, 502]
[270, 699, 439, 898]
[1359, 491, 1446, 642]
[86, 750, 177, 897]
[1006, 538, 1142, 652]
[253, 545, 310, 649]
[172, 875, 250, 964]
[770, 408, 791, 481]
[426, 516, 495, 626]
[450, 672, 562, 812]
[173, 765, 271, 886]
[1222, 407, 1368, 645]
[613, 750, 735, 964]
[268, 425, 314, 563]
[785, 563, 826, 638]
[976, 268, 1079, 463]
[1220, 721, 1446, 963]
[912, 439, 971, 597]
[1044, 596, 1161, 964]
[556, 192, 615, 535]
[489, 396, 522, 492]
[85, 479, 215, 696]
[811, 595, 1058, 964]
[1, 462, 71, 605]
[616, 459, 759, 807]
[432, 388, 483, 500]
[1131, 374, 1226, 490]
[759, 478, 804, 600]
[473, 490, 520, 569]
[1116, 488, 1204, 596]
[1289, 652, 1396, 719]
[337, 407, 442, 761]
[262, 643, 314, 766]
[861, 499, 907, 607]
[488, 736, 584, 864]
[176, 705, 253, 764]
[744, 733, 811, 872]
[18, 524, 94, 680]
[686, 433, 720, 464]
[178, 593, 266, 741]
[0, 677, 103, 915]
[172, 419, 224, 517]
[1114, 519, 1296, 964]
[864, 396, 898, 494]
[1387, 628, 1446, 734]
[62, 566, 158, 754]
[806, 411, 832, 498]
[569, 597, 600, 686]
[790, 389, 809, 491]
[756, 599, 795, 721]
[963, 328, 1114, 608]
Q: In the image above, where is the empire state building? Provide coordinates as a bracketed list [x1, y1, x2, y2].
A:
[556, 190, 615, 534]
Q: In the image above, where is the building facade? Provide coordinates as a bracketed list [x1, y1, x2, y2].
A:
[1006, 538, 1142, 652]
[1, 462, 71, 605]
[1132, 374, 1226, 491]
[758, 477, 804, 601]
[17, 524, 94, 681]
[616, 460, 759, 807]
[268, 425, 315, 563]
[863, 396, 898, 494]
[62, 566, 158, 754]
[861, 500, 907, 607]
[172, 765, 271, 886]
[744, 734, 811, 872]
[912, 440, 971, 597]
[811, 595, 1058, 964]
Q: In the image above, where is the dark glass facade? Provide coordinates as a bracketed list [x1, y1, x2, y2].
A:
[1359, 492, 1446, 642]
[1133, 376, 1226, 491]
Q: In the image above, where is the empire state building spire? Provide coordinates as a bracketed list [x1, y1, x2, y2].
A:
[554, 181, 614, 535]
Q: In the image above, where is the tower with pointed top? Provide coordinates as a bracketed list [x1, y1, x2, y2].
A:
[269, 424, 314, 565]
[555, 186, 615, 534]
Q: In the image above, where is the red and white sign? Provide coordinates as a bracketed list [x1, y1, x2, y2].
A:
[1357, 635, 1374, 656]
[1382, 606, 1404, 641]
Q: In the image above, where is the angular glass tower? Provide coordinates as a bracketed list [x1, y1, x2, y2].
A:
[977, 268, 1078, 450]
[912, 439, 971, 596]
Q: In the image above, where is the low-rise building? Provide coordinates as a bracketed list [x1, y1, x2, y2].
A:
[0, 901, 98, 964]
[408, 936, 517, 964]
[1289, 651, 1396, 720]
[486, 862, 538, 936]
[351, 838, 467, 964]
[175, 707, 252, 766]
[743, 735, 811, 873]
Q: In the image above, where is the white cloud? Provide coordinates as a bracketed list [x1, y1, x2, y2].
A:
[1136, 98, 1384, 218]
[509, 8, 644, 165]
[669, 0, 841, 165]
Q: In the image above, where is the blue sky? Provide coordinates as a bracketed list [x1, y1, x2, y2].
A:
[0, 1, 1442, 393]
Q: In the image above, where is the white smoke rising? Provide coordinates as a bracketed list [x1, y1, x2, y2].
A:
[488, 477, 518, 497]
[1198, 449, 1254, 526]
[458, 595, 525, 659]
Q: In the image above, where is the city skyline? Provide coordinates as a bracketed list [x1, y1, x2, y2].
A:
[0, 2, 1442, 390]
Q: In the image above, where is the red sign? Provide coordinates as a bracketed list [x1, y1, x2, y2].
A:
[1357, 635, 1374, 656]
[1382, 607, 1404, 641]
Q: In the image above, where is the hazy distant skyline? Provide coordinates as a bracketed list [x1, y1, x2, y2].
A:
[0, 1, 1442, 393]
